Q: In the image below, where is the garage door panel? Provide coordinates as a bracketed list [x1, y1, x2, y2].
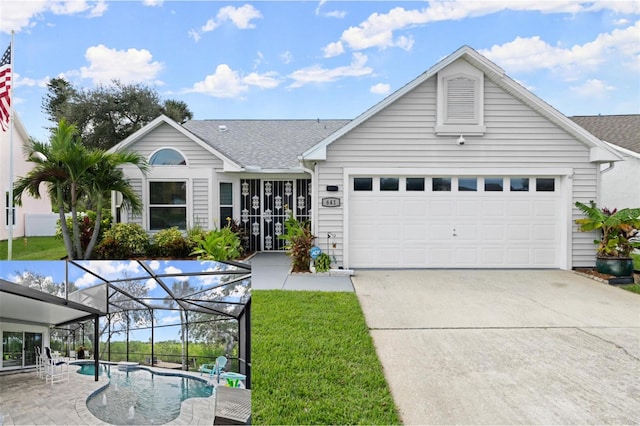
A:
[507, 224, 530, 240]
[533, 224, 556, 241]
[456, 224, 479, 241]
[482, 225, 505, 241]
[482, 200, 506, 217]
[481, 248, 506, 265]
[430, 200, 453, 216]
[509, 201, 531, 216]
[534, 200, 557, 216]
[456, 200, 479, 216]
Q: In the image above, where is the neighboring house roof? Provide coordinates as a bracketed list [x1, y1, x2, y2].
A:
[182, 119, 350, 170]
[301, 45, 621, 163]
[569, 115, 640, 155]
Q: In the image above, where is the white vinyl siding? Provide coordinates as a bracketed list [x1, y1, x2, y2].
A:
[316, 76, 598, 269]
[120, 123, 224, 232]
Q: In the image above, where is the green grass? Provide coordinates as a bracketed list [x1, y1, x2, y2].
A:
[0, 236, 67, 260]
[632, 253, 639, 270]
[252, 290, 401, 425]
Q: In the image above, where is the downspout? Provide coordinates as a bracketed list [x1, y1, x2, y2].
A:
[298, 159, 318, 237]
[597, 161, 615, 207]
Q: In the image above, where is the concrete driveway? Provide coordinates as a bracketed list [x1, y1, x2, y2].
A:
[352, 270, 640, 425]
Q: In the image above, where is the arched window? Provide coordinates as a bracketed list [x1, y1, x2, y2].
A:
[149, 149, 186, 165]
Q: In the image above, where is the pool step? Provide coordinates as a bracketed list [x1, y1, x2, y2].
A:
[117, 362, 139, 371]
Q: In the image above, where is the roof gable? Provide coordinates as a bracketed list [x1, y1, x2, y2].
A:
[108, 115, 243, 171]
[302, 45, 621, 163]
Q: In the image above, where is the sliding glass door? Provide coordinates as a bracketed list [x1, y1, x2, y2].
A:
[2, 331, 43, 368]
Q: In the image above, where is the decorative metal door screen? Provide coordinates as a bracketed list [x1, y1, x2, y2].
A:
[240, 179, 311, 252]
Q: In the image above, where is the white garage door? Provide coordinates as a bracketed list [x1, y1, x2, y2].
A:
[349, 175, 563, 268]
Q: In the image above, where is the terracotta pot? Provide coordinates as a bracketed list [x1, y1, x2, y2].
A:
[595, 257, 634, 277]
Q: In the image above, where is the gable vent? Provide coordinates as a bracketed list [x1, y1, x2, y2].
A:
[446, 77, 476, 122]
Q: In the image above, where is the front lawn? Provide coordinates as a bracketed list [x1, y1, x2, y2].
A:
[0, 236, 66, 260]
[252, 290, 400, 425]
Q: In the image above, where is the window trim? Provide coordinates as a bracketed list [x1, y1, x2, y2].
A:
[149, 147, 188, 166]
[148, 180, 188, 230]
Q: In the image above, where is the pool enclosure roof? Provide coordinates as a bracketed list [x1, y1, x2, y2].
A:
[0, 260, 252, 327]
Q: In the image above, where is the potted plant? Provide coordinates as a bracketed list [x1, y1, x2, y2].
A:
[278, 212, 316, 273]
[575, 201, 640, 277]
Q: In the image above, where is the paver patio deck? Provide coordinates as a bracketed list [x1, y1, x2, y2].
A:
[0, 365, 218, 425]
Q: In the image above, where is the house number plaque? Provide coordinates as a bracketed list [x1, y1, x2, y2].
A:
[321, 197, 341, 207]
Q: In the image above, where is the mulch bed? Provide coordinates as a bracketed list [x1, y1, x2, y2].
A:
[574, 268, 638, 285]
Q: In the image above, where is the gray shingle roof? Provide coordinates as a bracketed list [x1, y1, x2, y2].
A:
[182, 119, 351, 169]
[570, 115, 640, 154]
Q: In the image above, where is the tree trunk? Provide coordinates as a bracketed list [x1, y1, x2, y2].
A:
[57, 187, 75, 259]
[84, 195, 103, 259]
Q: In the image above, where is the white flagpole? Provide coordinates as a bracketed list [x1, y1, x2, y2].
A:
[7, 31, 14, 259]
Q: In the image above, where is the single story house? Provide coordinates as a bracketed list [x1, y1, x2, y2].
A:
[1, 112, 57, 242]
[569, 114, 640, 210]
[110, 45, 622, 270]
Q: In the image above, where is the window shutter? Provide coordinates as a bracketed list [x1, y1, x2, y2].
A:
[446, 77, 476, 122]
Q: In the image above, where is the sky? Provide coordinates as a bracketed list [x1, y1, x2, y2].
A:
[0, 1, 639, 144]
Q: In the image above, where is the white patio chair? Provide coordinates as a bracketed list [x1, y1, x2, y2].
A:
[43, 346, 69, 384]
[34, 346, 44, 378]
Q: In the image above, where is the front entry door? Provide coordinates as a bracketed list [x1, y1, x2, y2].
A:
[240, 179, 311, 252]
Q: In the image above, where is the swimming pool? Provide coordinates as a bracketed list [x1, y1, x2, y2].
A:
[82, 364, 213, 425]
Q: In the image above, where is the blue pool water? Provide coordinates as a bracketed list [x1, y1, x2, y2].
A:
[82, 364, 213, 425]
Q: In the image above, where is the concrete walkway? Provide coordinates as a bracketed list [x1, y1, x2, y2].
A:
[249, 252, 354, 292]
[352, 269, 640, 425]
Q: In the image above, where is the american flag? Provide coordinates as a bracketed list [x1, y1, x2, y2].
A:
[0, 44, 11, 132]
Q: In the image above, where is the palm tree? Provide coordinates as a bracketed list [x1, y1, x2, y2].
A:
[14, 120, 147, 259]
[82, 150, 147, 258]
[163, 279, 199, 370]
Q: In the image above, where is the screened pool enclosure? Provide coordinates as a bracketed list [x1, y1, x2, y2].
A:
[0, 260, 251, 387]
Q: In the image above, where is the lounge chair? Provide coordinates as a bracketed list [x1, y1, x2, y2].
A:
[200, 356, 227, 380]
[43, 346, 69, 384]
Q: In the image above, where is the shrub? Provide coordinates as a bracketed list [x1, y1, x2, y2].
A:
[149, 227, 193, 258]
[190, 227, 242, 261]
[314, 252, 332, 272]
[56, 209, 112, 253]
[278, 213, 315, 273]
[94, 223, 149, 259]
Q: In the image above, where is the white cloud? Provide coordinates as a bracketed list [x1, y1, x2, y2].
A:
[325, 2, 639, 56]
[370, 83, 391, 95]
[144, 278, 157, 291]
[480, 21, 640, 75]
[244, 71, 280, 89]
[323, 41, 345, 58]
[142, 0, 163, 6]
[189, 4, 262, 41]
[163, 265, 183, 275]
[71, 260, 143, 288]
[158, 313, 180, 325]
[217, 4, 263, 29]
[0, 0, 108, 34]
[280, 50, 293, 64]
[570, 79, 615, 99]
[79, 44, 164, 85]
[288, 52, 373, 88]
[188, 64, 249, 98]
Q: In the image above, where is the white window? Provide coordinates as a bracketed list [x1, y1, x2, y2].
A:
[220, 182, 233, 226]
[149, 181, 187, 230]
[149, 148, 186, 165]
